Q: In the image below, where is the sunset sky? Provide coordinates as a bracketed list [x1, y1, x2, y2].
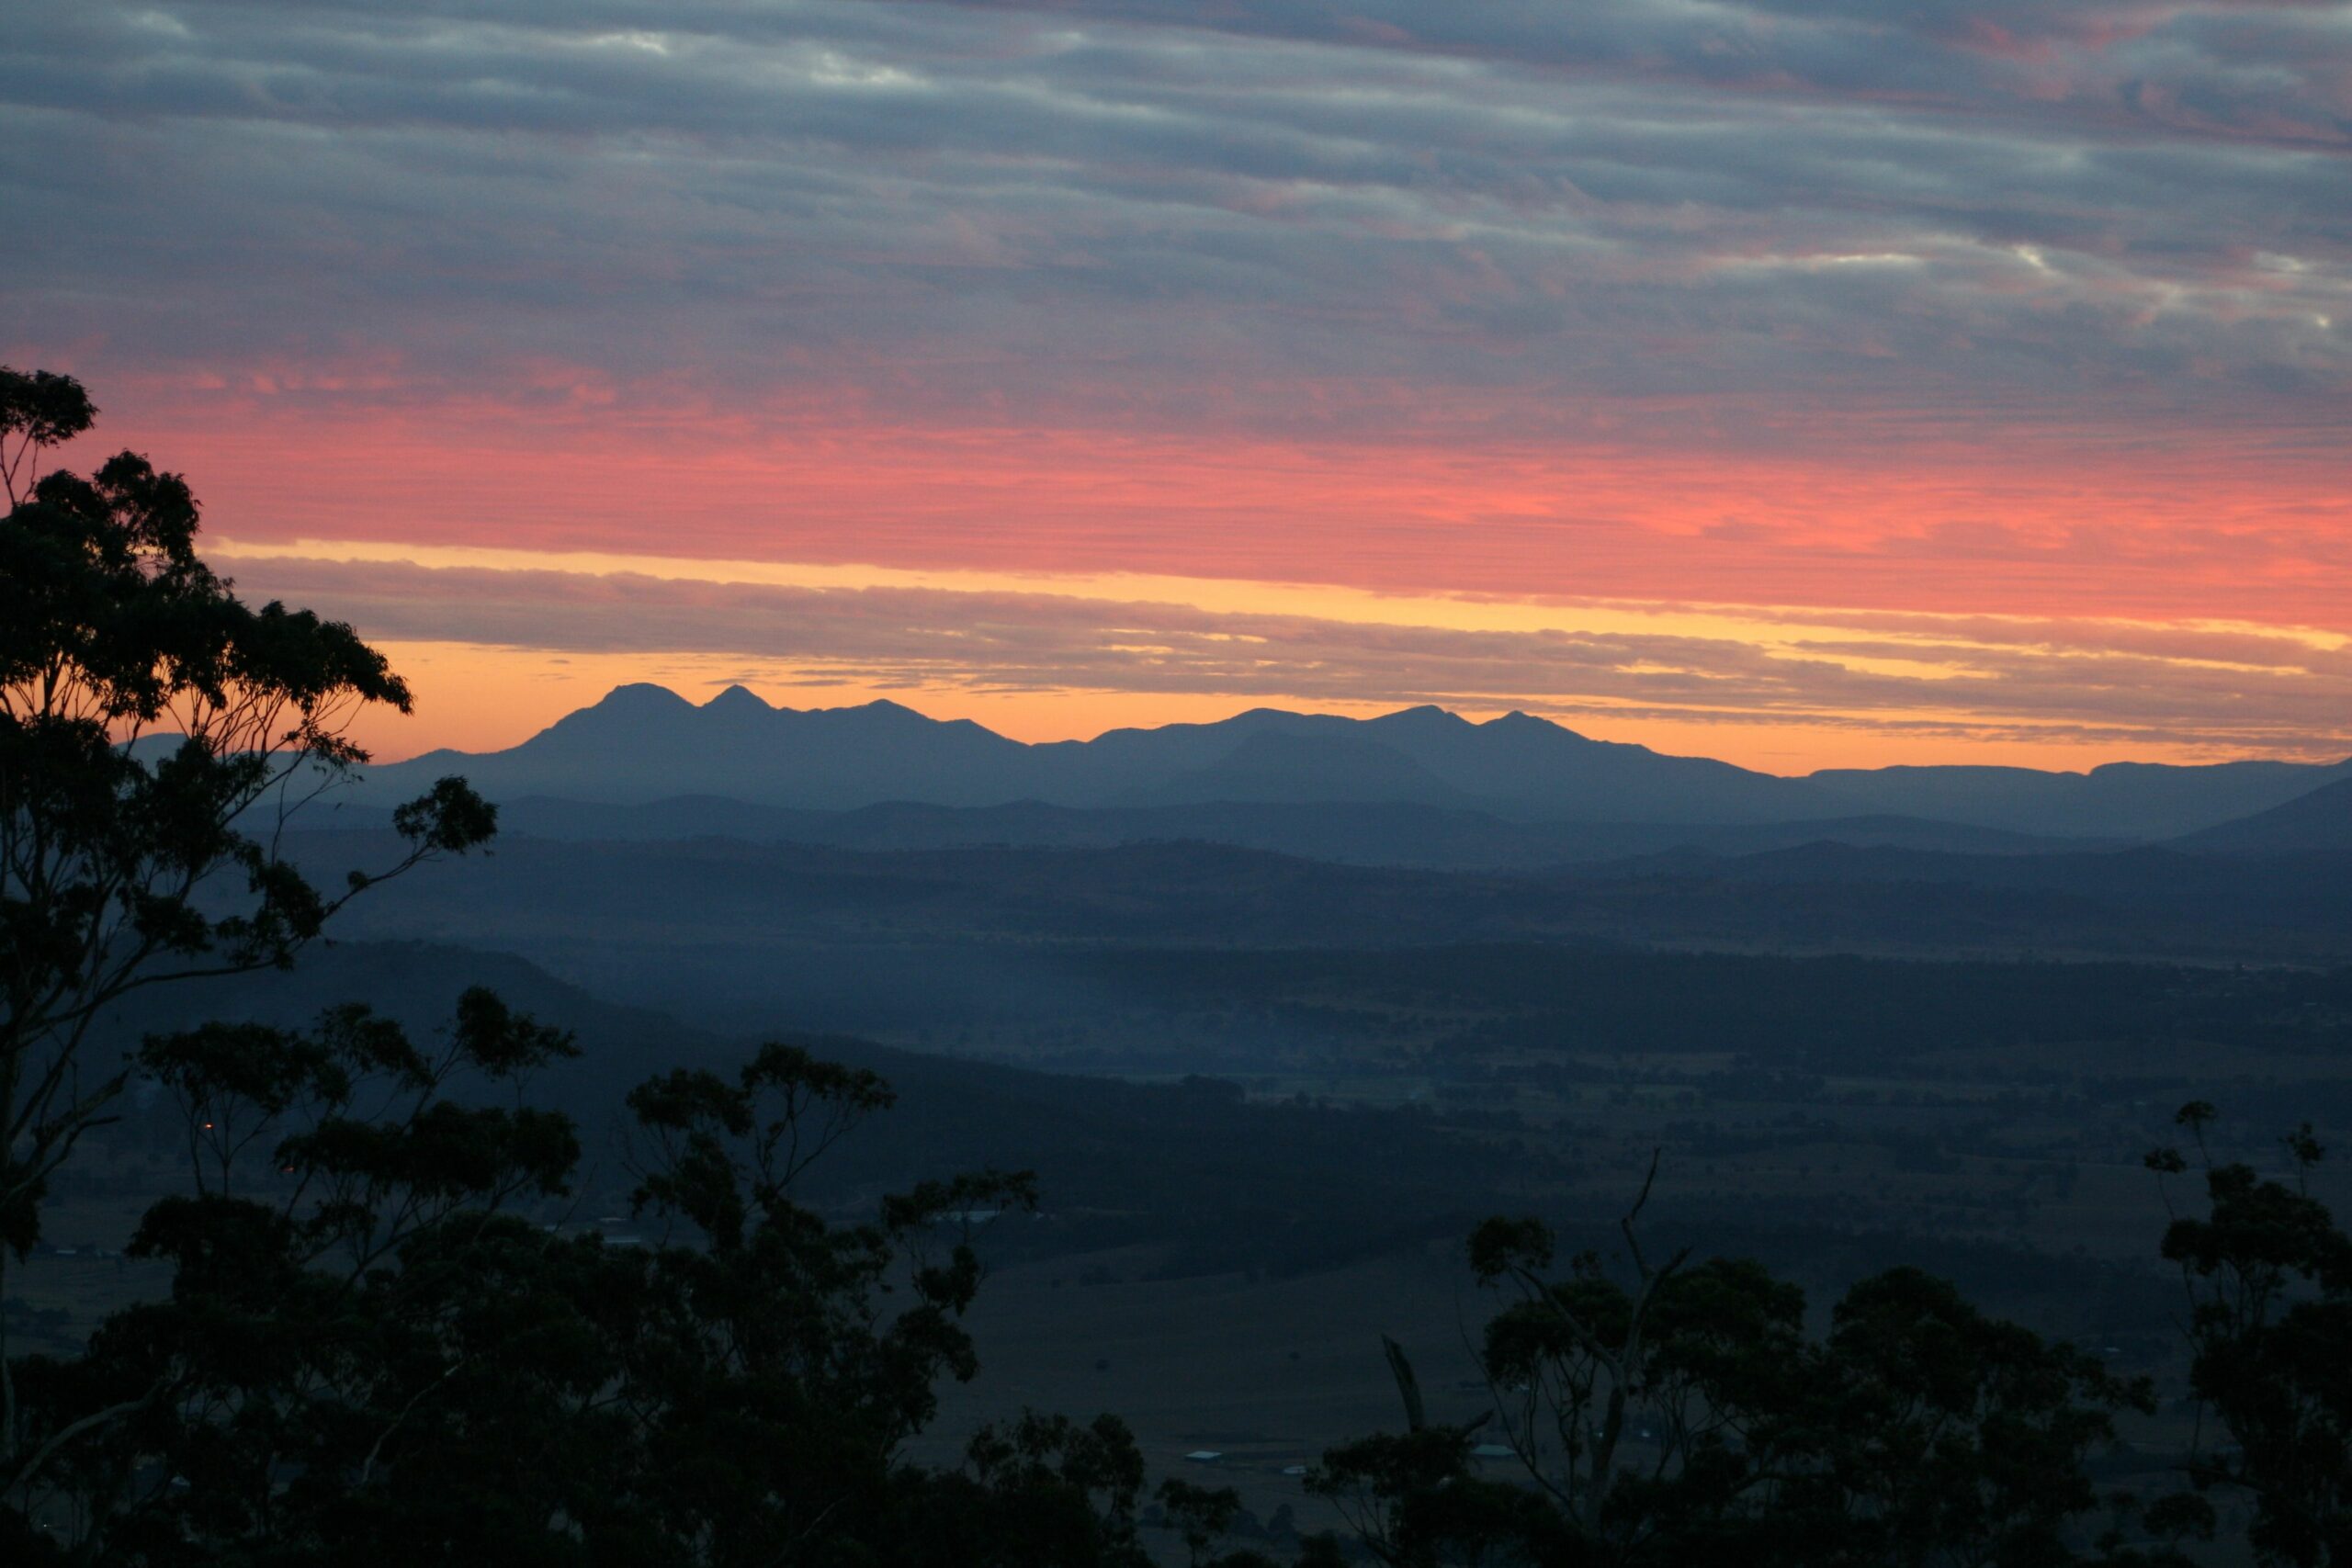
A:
[7, 1, 2348, 772]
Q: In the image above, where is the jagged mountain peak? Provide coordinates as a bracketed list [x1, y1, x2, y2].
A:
[1365, 705, 1474, 735]
[587, 682, 695, 715]
[1458, 709, 1611, 749]
[703, 684, 773, 714]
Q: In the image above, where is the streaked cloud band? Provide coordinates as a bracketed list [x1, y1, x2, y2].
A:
[217, 545, 2352, 761]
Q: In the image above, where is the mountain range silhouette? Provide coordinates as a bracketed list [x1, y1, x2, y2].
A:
[349, 683, 2352, 845]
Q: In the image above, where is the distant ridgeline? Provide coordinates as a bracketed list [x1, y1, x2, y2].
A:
[327, 683, 2352, 852]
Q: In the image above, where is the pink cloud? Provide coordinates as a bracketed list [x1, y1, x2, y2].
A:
[74, 380, 2348, 636]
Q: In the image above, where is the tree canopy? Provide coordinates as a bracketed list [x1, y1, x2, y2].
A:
[1, 367, 493, 1497]
[1312, 1192, 2195, 1568]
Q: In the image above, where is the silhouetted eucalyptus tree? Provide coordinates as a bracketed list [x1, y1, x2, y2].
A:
[0, 368, 493, 1488]
[2149, 1106, 2352, 1567]
[1312, 1161, 2190, 1568]
[5, 1011, 1199, 1566]
[0, 369, 96, 509]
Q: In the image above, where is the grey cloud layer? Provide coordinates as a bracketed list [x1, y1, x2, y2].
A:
[5, 0, 2347, 445]
[231, 554, 2352, 756]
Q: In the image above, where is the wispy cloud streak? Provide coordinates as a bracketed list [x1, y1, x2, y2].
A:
[220, 551, 2352, 759]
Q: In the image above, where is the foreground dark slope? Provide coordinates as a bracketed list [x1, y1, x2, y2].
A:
[82, 940, 1521, 1276]
[81, 938, 2301, 1307]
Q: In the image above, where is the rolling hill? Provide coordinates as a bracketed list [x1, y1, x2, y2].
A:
[2172, 776, 2352, 854]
